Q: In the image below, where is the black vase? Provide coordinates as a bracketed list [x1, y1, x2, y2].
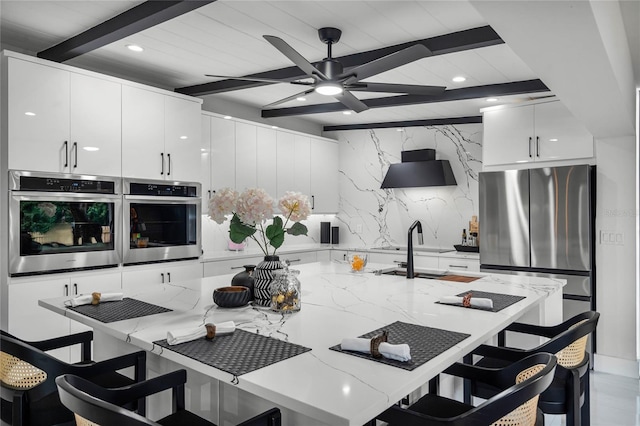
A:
[231, 265, 255, 299]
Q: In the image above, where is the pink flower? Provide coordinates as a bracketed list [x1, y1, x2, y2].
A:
[236, 188, 274, 225]
[208, 187, 238, 224]
[278, 192, 311, 222]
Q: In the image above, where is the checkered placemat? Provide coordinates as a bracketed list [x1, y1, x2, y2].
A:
[68, 298, 172, 323]
[154, 329, 311, 377]
[330, 321, 469, 371]
[436, 289, 526, 312]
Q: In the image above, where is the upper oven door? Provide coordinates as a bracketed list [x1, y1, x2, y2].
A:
[9, 191, 122, 276]
[123, 195, 201, 264]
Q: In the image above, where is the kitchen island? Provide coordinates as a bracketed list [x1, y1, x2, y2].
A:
[39, 261, 563, 426]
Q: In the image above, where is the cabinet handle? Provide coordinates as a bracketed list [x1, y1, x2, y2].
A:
[208, 190, 212, 199]
[311, 195, 315, 210]
[73, 142, 78, 168]
[449, 264, 468, 269]
[528, 137, 532, 158]
[536, 136, 540, 157]
[167, 153, 171, 176]
[64, 284, 69, 296]
[230, 266, 245, 270]
[161, 273, 165, 283]
[167, 272, 171, 283]
[160, 153, 164, 175]
[285, 258, 301, 263]
[73, 283, 78, 295]
[63, 141, 68, 167]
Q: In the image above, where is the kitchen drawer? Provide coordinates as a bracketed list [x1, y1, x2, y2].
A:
[203, 256, 264, 277]
[280, 251, 317, 266]
[438, 257, 480, 272]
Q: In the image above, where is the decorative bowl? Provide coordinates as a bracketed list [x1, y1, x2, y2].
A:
[213, 286, 251, 308]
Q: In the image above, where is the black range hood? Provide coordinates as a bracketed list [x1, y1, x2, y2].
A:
[381, 149, 457, 189]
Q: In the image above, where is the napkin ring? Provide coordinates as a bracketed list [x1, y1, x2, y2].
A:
[91, 292, 102, 305]
[370, 330, 389, 358]
[462, 292, 473, 308]
[205, 323, 217, 340]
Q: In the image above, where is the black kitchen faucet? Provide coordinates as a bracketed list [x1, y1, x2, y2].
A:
[407, 220, 424, 279]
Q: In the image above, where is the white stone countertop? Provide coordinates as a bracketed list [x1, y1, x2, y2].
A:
[40, 261, 561, 426]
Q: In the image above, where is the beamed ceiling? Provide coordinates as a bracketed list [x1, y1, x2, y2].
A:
[0, 1, 637, 135]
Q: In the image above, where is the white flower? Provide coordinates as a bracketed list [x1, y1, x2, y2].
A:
[236, 188, 274, 225]
[278, 192, 311, 222]
[208, 188, 238, 224]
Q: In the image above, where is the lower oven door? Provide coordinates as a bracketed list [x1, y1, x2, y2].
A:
[9, 192, 122, 276]
[123, 195, 201, 264]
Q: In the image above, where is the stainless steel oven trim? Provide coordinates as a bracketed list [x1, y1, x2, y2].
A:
[122, 193, 202, 265]
[122, 177, 201, 196]
[10, 169, 122, 193]
[9, 192, 123, 276]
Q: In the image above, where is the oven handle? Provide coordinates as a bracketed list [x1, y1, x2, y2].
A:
[124, 195, 200, 203]
[11, 191, 122, 201]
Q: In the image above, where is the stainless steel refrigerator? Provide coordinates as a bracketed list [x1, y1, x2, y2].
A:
[479, 165, 595, 353]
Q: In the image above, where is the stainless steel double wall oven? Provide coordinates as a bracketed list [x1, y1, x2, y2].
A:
[9, 171, 202, 276]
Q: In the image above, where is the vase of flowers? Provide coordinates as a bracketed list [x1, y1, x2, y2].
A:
[208, 187, 311, 307]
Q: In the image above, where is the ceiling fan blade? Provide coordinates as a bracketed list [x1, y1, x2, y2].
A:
[341, 44, 432, 84]
[347, 82, 446, 95]
[205, 74, 314, 86]
[263, 88, 315, 109]
[263, 35, 328, 80]
[334, 90, 369, 113]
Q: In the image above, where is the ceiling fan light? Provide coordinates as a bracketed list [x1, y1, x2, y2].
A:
[315, 82, 343, 96]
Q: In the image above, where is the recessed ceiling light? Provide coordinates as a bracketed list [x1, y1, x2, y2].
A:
[452, 76, 466, 83]
[83, 147, 100, 152]
[486, 97, 498, 102]
[126, 44, 144, 52]
[342, 111, 352, 115]
[271, 126, 278, 129]
[315, 82, 343, 96]
[223, 116, 232, 120]
[296, 97, 306, 102]
[24, 111, 36, 116]
[396, 128, 404, 132]
[179, 136, 188, 140]
[549, 138, 558, 142]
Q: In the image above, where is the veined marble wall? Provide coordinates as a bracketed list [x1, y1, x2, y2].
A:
[325, 124, 482, 249]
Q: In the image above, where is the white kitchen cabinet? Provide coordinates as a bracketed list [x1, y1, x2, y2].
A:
[8, 58, 121, 176]
[164, 95, 201, 182]
[235, 122, 257, 191]
[122, 85, 202, 181]
[122, 260, 202, 292]
[201, 115, 213, 209]
[482, 100, 593, 167]
[256, 126, 277, 197]
[280, 251, 317, 266]
[438, 256, 480, 272]
[292, 135, 311, 197]
[310, 138, 339, 213]
[276, 131, 295, 199]
[203, 256, 264, 277]
[7, 270, 122, 362]
[201, 114, 236, 207]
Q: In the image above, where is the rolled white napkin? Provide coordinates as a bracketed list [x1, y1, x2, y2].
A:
[68, 292, 123, 307]
[167, 321, 235, 345]
[439, 295, 493, 309]
[340, 337, 411, 362]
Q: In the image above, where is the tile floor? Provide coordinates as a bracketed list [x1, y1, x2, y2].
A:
[544, 371, 640, 426]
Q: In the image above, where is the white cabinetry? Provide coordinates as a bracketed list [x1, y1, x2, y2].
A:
[310, 138, 339, 213]
[482, 100, 593, 167]
[203, 256, 265, 277]
[122, 260, 202, 292]
[201, 114, 236, 206]
[276, 131, 295, 199]
[292, 135, 311, 196]
[235, 122, 257, 190]
[256, 126, 277, 197]
[7, 270, 121, 362]
[8, 57, 121, 175]
[438, 256, 480, 272]
[122, 85, 201, 181]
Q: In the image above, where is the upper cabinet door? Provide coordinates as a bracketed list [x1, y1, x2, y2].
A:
[276, 131, 295, 199]
[234, 122, 257, 191]
[210, 116, 236, 192]
[292, 134, 311, 197]
[8, 58, 70, 173]
[122, 86, 165, 179]
[534, 101, 594, 162]
[164, 96, 201, 182]
[310, 138, 339, 213]
[482, 105, 535, 166]
[69, 73, 121, 176]
[200, 115, 213, 207]
[256, 126, 277, 198]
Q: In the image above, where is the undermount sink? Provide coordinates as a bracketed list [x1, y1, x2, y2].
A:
[373, 246, 454, 254]
[379, 268, 447, 279]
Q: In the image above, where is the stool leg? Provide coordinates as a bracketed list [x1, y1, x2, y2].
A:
[581, 370, 591, 426]
[463, 354, 472, 404]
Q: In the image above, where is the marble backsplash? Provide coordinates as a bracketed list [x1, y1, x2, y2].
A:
[325, 124, 482, 250]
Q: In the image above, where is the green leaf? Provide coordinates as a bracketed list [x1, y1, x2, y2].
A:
[266, 216, 285, 249]
[287, 222, 308, 236]
[229, 213, 256, 243]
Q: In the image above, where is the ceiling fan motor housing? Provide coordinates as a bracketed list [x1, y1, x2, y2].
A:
[316, 60, 343, 79]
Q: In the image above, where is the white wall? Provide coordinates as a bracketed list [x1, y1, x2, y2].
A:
[325, 124, 482, 249]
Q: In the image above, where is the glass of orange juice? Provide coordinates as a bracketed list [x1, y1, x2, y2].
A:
[350, 254, 368, 272]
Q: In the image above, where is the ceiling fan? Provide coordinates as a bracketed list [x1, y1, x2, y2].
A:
[206, 27, 446, 113]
